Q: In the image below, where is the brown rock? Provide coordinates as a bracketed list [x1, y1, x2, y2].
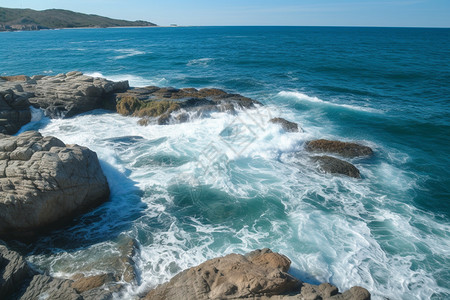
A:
[18, 274, 81, 300]
[143, 249, 371, 300]
[0, 75, 31, 82]
[144, 249, 300, 300]
[71, 273, 115, 293]
[305, 140, 373, 158]
[114, 86, 261, 126]
[269, 118, 301, 132]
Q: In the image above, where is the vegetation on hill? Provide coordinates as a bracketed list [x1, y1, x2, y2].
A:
[0, 7, 156, 31]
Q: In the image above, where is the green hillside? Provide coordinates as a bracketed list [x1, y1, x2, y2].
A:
[0, 7, 156, 31]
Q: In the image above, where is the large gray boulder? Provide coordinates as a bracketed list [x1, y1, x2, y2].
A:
[29, 71, 129, 118]
[0, 131, 109, 237]
[143, 249, 370, 300]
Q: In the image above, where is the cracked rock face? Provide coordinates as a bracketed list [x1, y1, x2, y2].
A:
[144, 249, 371, 300]
[29, 71, 129, 118]
[144, 249, 300, 300]
[0, 89, 31, 135]
[0, 131, 110, 237]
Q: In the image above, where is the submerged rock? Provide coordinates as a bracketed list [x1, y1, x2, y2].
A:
[312, 155, 361, 178]
[0, 131, 110, 238]
[114, 86, 260, 125]
[269, 117, 301, 132]
[144, 248, 370, 300]
[305, 139, 373, 158]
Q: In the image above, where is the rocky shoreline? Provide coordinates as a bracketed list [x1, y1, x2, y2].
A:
[1, 72, 372, 299]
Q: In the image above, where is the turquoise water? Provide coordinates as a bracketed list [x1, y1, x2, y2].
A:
[1, 27, 450, 299]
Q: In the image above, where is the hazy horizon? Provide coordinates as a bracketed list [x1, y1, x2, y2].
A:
[1, 0, 449, 28]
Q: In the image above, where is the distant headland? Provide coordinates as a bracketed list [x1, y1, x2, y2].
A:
[0, 7, 157, 31]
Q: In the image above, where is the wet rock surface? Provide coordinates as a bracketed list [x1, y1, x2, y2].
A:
[144, 249, 370, 300]
[0, 243, 122, 300]
[269, 117, 301, 132]
[305, 139, 373, 158]
[0, 131, 110, 238]
[114, 86, 261, 125]
[312, 155, 361, 178]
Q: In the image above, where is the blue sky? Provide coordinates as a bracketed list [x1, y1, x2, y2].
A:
[1, 0, 449, 27]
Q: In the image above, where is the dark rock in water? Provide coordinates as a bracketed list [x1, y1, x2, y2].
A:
[143, 248, 370, 300]
[305, 139, 373, 158]
[269, 117, 301, 132]
[0, 131, 110, 238]
[0, 243, 34, 298]
[312, 155, 361, 178]
[114, 86, 261, 125]
[0, 89, 31, 135]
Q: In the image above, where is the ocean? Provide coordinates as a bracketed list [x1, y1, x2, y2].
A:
[1, 26, 449, 299]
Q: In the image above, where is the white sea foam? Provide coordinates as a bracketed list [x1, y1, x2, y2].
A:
[28, 107, 449, 300]
[84, 72, 167, 87]
[112, 48, 146, 60]
[278, 91, 382, 113]
[187, 57, 214, 66]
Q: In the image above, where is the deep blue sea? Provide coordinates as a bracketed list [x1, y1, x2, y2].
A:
[1, 26, 450, 299]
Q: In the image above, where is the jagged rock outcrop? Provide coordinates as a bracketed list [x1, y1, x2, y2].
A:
[305, 140, 373, 158]
[144, 249, 370, 300]
[0, 72, 129, 134]
[0, 242, 34, 298]
[0, 87, 32, 135]
[312, 156, 361, 178]
[114, 86, 261, 125]
[269, 118, 301, 132]
[0, 131, 109, 237]
[28, 71, 129, 118]
[0, 242, 120, 300]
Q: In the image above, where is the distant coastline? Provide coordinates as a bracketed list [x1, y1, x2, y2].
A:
[0, 7, 157, 32]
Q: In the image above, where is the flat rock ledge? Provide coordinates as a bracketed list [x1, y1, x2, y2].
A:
[305, 140, 373, 158]
[144, 249, 370, 300]
[0, 72, 263, 133]
[0, 131, 109, 238]
[114, 86, 261, 125]
[0, 72, 129, 133]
